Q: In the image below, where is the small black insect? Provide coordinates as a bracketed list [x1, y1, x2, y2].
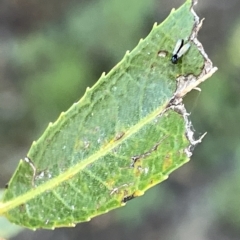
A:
[171, 39, 190, 64]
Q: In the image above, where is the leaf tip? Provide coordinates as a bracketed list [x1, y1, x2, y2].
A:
[138, 38, 144, 44]
[59, 112, 66, 119]
[170, 8, 176, 14]
[153, 22, 158, 28]
[163, 175, 169, 181]
[100, 72, 106, 78]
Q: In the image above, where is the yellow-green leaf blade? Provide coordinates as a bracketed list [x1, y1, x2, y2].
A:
[0, 0, 216, 229]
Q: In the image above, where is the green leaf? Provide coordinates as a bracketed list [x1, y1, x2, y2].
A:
[0, 190, 23, 238]
[0, 0, 217, 229]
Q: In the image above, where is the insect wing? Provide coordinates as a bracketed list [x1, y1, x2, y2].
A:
[177, 43, 191, 58]
[172, 39, 184, 55]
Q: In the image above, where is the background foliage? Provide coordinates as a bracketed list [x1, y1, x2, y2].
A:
[0, 0, 239, 239]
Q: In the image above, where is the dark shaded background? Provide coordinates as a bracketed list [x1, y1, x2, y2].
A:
[0, 0, 240, 239]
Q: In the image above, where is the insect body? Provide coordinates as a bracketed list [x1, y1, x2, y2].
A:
[171, 39, 190, 64]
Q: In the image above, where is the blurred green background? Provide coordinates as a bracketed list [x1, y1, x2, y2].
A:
[0, 0, 240, 239]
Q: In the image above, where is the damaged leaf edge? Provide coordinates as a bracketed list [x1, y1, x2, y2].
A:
[173, 0, 218, 100]
[168, 0, 217, 158]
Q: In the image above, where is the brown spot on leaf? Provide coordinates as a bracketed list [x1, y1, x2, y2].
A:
[122, 194, 135, 203]
[114, 132, 125, 141]
[19, 204, 26, 213]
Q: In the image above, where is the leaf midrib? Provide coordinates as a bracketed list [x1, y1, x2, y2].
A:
[0, 101, 169, 215]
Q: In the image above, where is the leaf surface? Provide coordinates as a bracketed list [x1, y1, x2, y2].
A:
[0, 0, 216, 229]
